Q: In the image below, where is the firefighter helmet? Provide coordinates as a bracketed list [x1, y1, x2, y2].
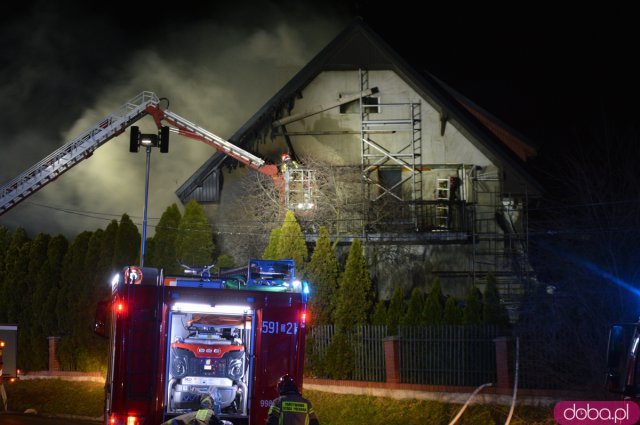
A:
[280, 152, 291, 162]
[199, 394, 214, 409]
[277, 374, 298, 394]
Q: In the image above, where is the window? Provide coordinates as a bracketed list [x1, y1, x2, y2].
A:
[378, 167, 402, 199]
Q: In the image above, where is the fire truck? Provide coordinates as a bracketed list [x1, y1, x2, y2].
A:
[0, 91, 328, 423]
[95, 259, 309, 425]
[606, 321, 640, 398]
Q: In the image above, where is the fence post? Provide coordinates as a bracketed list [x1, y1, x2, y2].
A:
[48, 336, 61, 372]
[384, 336, 401, 384]
[493, 336, 512, 390]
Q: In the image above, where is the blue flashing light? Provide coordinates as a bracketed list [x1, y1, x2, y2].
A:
[302, 281, 310, 303]
[542, 240, 640, 298]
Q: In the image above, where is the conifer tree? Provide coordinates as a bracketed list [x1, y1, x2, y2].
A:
[57, 231, 93, 370]
[83, 230, 104, 298]
[423, 277, 445, 325]
[113, 214, 141, 268]
[34, 234, 68, 367]
[41, 235, 69, 337]
[0, 226, 9, 323]
[386, 284, 405, 335]
[306, 226, 339, 325]
[0, 225, 10, 286]
[483, 273, 511, 326]
[324, 331, 355, 379]
[333, 239, 373, 331]
[443, 295, 463, 325]
[402, 287, 424, 326]
[93, 220, 122, 301]
[214, 253, 236, 271]
[20, 233, 50, 370]
[96, 220, 118, 281]
[262, 227, 281, 260]
[0, 227, 30, 323]
[77, 229, 107, 371]
[462, 286, 484, 325]
[149, 203, 182, 274]
[176, 200, 214, 267]
[371, 300, 387, 326]
[276, 210, 308, 275]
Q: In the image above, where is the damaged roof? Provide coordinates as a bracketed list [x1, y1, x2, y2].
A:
[176, 17, 541, 202]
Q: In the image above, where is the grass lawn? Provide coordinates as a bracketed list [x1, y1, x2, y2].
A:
[5, 379, 104, 419]
[4, 379, 556, 424]
[308, 391, 556, 425]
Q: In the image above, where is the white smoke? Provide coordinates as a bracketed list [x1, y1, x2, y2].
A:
[0, 3, 348, 238]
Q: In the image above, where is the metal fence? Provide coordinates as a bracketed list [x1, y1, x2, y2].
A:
[309, 325, 387, 382]
[399, 325, 499, 386]
[309, 324, 499, 385]
[514, 327, 603, 391]
[352, 325, 387, 382]
[309, 324, 598, 392]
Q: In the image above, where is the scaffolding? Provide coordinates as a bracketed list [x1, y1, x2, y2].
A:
[471, 167, 531, 317]
[354, 69, 531, 315]
[359, 69, 422, 232]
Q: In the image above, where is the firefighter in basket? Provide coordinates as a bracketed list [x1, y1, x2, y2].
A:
[279, 153, 299, 174]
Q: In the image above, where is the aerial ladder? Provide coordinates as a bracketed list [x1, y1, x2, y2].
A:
[0, 91, 283, 215]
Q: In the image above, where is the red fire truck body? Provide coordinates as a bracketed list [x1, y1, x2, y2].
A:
[101, 260, 308, 425]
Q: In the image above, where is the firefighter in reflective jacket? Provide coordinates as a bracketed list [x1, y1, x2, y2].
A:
[266, 374, 319, 425]
[279, 153, 299, 174]
[161, 395, 229, 425]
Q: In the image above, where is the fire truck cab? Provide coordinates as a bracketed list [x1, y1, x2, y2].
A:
[606, 321, 640, 399]
[96, 259, 309, 425]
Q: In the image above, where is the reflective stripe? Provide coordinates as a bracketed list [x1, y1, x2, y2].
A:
[269, 404, 281, 415]
[282, 401, 308, 413]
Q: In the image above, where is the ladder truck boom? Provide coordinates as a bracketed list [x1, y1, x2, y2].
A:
[0, 91, 281, 216]
[145, 106, 280, 178]
[0, 91, 159, 215]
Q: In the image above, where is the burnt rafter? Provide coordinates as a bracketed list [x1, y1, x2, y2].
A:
[271, 87, 378, 127]
[440, 110, 449, 136]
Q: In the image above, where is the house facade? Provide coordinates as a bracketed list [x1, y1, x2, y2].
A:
[176, 19, 541, 315]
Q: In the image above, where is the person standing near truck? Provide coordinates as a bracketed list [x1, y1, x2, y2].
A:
[266, 374, 319, 425]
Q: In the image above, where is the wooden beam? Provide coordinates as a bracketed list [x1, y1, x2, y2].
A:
[272, 87, 379, 127]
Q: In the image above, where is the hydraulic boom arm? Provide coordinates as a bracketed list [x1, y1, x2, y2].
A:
[0, 91, 280, 215]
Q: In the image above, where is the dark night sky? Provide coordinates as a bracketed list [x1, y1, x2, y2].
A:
[0, 1, 637, 237]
